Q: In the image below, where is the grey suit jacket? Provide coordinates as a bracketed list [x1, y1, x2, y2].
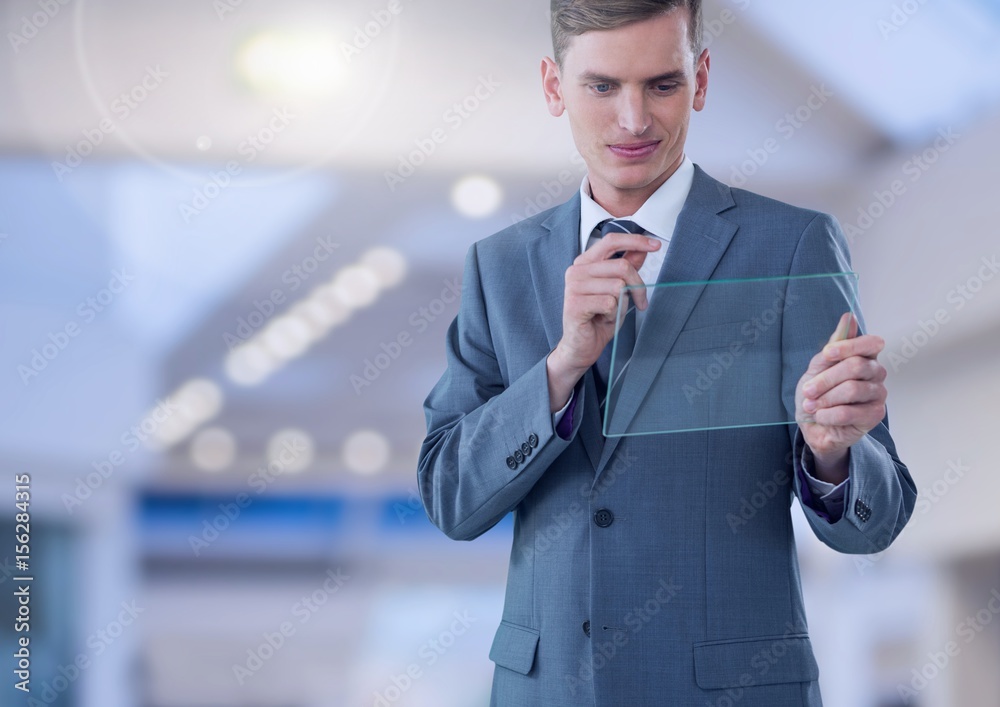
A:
[418, 165, 917, 706]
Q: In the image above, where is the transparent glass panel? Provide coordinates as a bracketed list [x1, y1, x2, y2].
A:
[602, 272, 860, 436]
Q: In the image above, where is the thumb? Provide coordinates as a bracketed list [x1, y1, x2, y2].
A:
[810, 313, 854, 374]
[826, 312, 855, 346]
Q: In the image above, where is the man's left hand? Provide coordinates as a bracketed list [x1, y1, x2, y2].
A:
[795, 312, 888, 476]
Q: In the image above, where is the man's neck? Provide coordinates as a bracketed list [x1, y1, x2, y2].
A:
[588, 155, 685, 217]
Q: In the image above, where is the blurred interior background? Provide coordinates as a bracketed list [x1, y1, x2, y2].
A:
[1, 0, 999, 705]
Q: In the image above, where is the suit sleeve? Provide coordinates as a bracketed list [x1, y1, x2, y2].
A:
[417, 242, 584, 541]
[782, 213, 917, 554]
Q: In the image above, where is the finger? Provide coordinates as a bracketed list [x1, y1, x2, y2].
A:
[848, 313, 859, 339]
[803, 314, 855, 377]
[567, 281, 640, 317]
[619, 258, 649, 310]
[803, 378, 885, 414]
[811, 401, 886, 429]
[827, 312, 853, 345]
[577, 234, 661, 265]
[571, 294, 624, 323]
[803, 357, 886, 400]
[570, 282, 641, 318]
[580, 235, 657, 310]
[571, 259, 650, 309]
[621, 248, 649, 275]
[570, 258, 632, 282]
[823, 334, 885, 363]
[618, 250, 651, 309]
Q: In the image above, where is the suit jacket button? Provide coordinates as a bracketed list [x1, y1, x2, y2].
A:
[514, 449, 525, 464]
[528, 433, 539, 448]
[506, 456, 517, 470]
[583, 620, 591, 637]
[594, 509, 614, 528]
[520, 442, 531, 456]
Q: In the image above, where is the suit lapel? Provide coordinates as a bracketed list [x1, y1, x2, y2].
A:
[595, 166, 739, 475]
[526, 193, 605, 472]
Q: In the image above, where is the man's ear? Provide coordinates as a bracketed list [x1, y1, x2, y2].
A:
[693, 48, 710, 112]
[541, 57, 566, 117]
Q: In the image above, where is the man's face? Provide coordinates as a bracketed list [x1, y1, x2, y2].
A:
[542, 9, 709, 214]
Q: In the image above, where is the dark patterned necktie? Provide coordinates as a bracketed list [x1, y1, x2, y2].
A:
[591, 218, 644, 408]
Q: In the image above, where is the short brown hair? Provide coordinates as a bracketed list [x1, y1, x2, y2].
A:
[550, 0, 703, 67]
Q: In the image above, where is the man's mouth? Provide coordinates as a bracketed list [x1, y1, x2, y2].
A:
[608, 141, 660, 159]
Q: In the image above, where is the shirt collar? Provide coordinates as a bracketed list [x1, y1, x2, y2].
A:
[578, 155, 695, 254]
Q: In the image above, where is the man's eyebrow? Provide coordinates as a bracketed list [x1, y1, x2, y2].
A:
[579, 70, 687, 84]
[647, 70, 687, 83]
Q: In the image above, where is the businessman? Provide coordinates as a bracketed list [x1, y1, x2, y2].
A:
[418, 1, 917, 704]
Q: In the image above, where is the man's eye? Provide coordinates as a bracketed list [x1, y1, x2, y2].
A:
[593, 83, 612, 94]
[655, 84, 677, 93]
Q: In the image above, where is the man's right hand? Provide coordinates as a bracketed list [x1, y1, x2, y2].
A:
[546, 233, 661, 411]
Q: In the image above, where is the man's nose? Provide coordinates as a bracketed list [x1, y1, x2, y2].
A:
[618, 89, 651, 136]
